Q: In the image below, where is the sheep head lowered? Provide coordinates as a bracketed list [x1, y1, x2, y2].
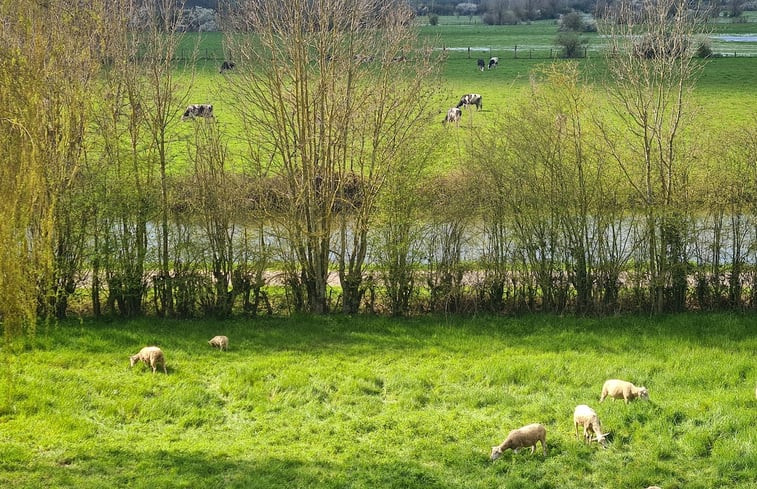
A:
[600, 379, 649, 404]
[490, 423, 547, 460]
[129, 346, 167, 374]
[208, 335, 229, 351]
[573, 404, 609, 447]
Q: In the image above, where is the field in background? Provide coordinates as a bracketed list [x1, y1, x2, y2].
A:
[182, 36, 757, 176]
[184, 14, 757, 62]
[1, 314, 755, 488]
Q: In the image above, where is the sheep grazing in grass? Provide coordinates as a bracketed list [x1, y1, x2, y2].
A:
[573, 404, 609, 447]
[129, 346, 167, 374]
[600, 379, 649, 404]
[490, 423, 547, 460]
[208, 335, 229, 351]
[645, 486, 662, 489]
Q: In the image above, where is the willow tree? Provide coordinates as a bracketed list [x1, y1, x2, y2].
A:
[0, 0, 106, 332]
[597, 0, 709, 313]
[0, 8, 43, 341]
[224, 0, 438, 313]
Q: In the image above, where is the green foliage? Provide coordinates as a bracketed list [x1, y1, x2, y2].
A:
[556, 31, 587, 57]
[696, 41, 715, 58]
[1, 314, 756, 487]
[559, 12, 585, 32]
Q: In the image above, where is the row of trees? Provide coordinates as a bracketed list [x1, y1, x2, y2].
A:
[2, 0, 756, 340]
[420, 0, 754, 24]
[418, 0, 597, 21]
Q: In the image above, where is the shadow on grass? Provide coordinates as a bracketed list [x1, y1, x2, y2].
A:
[25, 448, 459, 489]
[44, 311, 757, 357]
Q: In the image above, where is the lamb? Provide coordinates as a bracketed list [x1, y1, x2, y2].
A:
[129, 346, 167, 374]
[573, 404, 609, 447]
[490, 423, 547, 460]
[208, 335, 229, 351]
[600, 379, 649, 404]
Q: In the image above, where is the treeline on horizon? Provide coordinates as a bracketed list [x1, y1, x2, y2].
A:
[1, 0, 757, 335]
[162, 0, 757, 25]
[411, 0, 752, 22]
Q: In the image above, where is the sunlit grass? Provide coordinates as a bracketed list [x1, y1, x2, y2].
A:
[1, 314, 755, 488]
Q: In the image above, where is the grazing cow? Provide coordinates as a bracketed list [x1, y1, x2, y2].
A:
[354, 54, 374, 63]
[488, 56, 499, 69]
[220, 60, 235, 73]
[442, 107, 462, 127]
[182, 104, 214, 121]
[456, 93, 482, 111]
[477, 58, 486, 71]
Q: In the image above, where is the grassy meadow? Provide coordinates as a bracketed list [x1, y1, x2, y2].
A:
[3, 20, 757, 489]
[177, 41, 757, 180]
[183, 18, 757, 157]
[1, 314, 756, 488]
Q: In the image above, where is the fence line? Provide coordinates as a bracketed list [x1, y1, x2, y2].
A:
[441, 46, 757, 60]
[144, 47, 757, 63]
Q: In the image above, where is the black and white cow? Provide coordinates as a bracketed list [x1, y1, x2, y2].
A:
[488, 56, 499, 69]
[477, 58, 486, 71]
[354, 54, 374, 63]
[442, 107, 462, 127]
[220, 60, 235, 73]
[182, 104, 214, 121]
[456, 93, 482, 111]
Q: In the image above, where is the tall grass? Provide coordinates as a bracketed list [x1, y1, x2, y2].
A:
[1, 314, 755, 488]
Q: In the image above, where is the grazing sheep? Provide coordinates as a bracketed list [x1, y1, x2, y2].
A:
[490, 423, 547, 460]
[129, 346, 167, 374]
[646, 486, 662, 489]
[573, 404, 609, 447]
[208, 335, 229, 351]
[600, 379, 649, 404]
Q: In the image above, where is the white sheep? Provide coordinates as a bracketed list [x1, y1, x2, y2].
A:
[129, 346, 167, 374]
[646, 486, 662, 489]
[208, 335, 229, 351]
[490, 423, 547, 460]
[573, 404, 609, 447]
[600, 379, 649, 404]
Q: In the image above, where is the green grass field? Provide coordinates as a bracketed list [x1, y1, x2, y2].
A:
[180, 34, 757, 178]
[1, 314, 755, 488]
[184, 20, 757, 124]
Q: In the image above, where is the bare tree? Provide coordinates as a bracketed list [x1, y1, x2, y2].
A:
[88, 0, 193, 317]
[185, 121, 237, 317]
[223, 0, 438, 313]
[135, 0, 195, 317]
[596, 0, 709, 313]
